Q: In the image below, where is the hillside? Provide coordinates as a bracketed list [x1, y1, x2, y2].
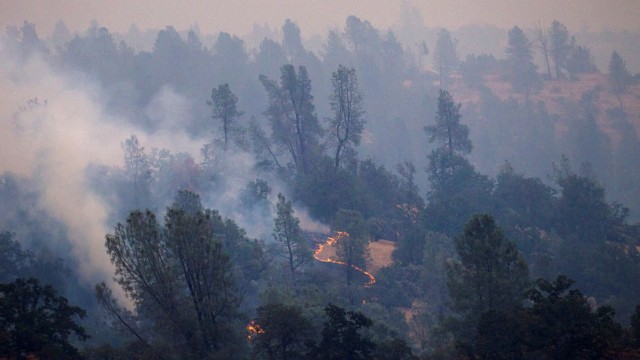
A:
[449, 72, 640, 142]
[312, 235, 396, 276]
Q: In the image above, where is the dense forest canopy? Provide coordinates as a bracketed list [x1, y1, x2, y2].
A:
[2, 7, 640, 359]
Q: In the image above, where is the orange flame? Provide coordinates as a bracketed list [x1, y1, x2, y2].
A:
[313, 231, 376, 287]
[246, 320, 265, 341]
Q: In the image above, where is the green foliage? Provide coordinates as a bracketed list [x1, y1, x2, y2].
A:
[425, 90, 472, 156]
[311, 304, 375, 360]
[424, 149, 494, 236]
[250, 302, 315, 360]
[0, 231, 33, 283]
[374, 338, 418, 360]
[444, 275, 625, 359]
[12, 17, 640, 360]
[0, 231, 72, 296]
[567, 43, 598, 78]
[494, 162, 556, 230]
[466, 88, 558, 177]
[433, 29, 459, 89]
[294, 158, 404, 230]
[207, 83, 244, 150]
[122, 135, 154, 210]
[524, 275, 623, 359]
[333, 209, 369, 287]
[353, 160, 402, 222]
[423, 90, 495, 236]
[0, 278, 88, 359]
[260, 65, 323, 176]
[506, 26, 542, 95]
[273, 193, 311, 286]
[241, 179, 272, 207]
[370, 264, 421, 308]
[103, 190, 252, 358]
[549, 20, 571, 79]
[391, 161, 426, 262]
[211, 32, 249, 89]
[609, 51, 633, 108]
[459, 54, 498, 89]
[393, 221, 427, 265]
[328, 65, 365, 170]
[472, 308, 531, 359]
[445, 214, 529, 338]
[553, 158, 621, 244]
[560, 90, 613, 184]
[421, 232, 454, 316]
[545, 158, 640, 321]
[293, 156, 352, 221]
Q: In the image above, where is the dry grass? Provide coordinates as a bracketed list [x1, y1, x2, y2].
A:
[313, 237, 396, 275]
[449, 72, 640, 142]
[367, 240, 395, 274]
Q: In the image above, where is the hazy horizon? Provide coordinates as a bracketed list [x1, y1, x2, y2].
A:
[3, 0, 640, 39]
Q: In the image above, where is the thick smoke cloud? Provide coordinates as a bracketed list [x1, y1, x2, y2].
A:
[0, 36, 327, 296]
[0, 39, 196, 294]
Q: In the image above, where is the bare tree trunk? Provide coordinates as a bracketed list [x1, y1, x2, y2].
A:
[537, 23, 552, 79]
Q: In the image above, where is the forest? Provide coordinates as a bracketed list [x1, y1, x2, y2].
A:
[2, 8, 640, 359]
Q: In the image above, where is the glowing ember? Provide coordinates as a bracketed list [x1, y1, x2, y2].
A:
[246, 320, 265, 341]
[313, 231, 376, 287]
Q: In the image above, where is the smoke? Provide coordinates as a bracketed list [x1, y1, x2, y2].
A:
[145, 85, 194, 134]
[0, 39, 194, 296]
[296, 207, 330, 234]
[198, 149, 277, 240]
[0, 32, 330, 303]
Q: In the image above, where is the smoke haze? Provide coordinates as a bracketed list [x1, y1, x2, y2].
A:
[0, 39, 201, 291]
[3, 0, 640, 38]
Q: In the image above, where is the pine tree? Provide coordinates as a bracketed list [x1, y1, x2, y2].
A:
[328, 65, 365, 170]
[506, 26, 541, 96]
[425, 90, 472, 156]
[446, 214, 529, 337]
[608, 51, 633, 109]
[208, 83, 243, 150]
[433, 29, 459, 89]
[273, 193, 311, 287]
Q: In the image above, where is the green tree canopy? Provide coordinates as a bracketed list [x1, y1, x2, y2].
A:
[273, 193, 311, 287]
[103, 190, 247, 358]
[249, 302, 314, 360]
[0, 278, 88, 359]
[446, 214, 529, 339]
[328, 65, 365, 170]
[208, 83, 244, 150]
[332, 209, 369, 287]
[525, 275, 623, 359]
[260, 64, 323, 176]
[425, 90, 472, 157]
[549, 20, 571, 79]
[506, 26, 541, 95]
[608, 51, 633, 109]
[433, 29, 459, 89]
[312, 304, 375, 360]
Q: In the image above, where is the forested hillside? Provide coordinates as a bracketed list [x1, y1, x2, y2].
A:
[2, 13, 640, 359]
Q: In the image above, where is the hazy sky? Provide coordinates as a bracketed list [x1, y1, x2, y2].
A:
[2, 0, 640, 38]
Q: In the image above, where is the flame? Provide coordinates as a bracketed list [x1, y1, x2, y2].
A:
[313, 231, 376, 287]
[246, 320, 265, 341]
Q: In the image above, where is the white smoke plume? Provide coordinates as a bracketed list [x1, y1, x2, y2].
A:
[0, 40, 195, 296]
[0, 34, 329, 303]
